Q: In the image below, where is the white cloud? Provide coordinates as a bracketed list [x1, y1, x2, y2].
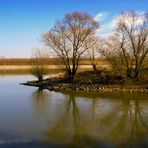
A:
[95, 11, 146, 37]
[96, 15, 117, 37]
[94, 12, 108, 22]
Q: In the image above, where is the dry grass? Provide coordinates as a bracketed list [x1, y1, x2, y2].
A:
[0, 58, 108, 65]
[0, 58, 110, 75]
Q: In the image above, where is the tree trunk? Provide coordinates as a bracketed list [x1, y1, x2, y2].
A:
[92, 64, 97, 71]
[67, 69, 76, 80]
[134, 70, 139, 79]
[38, 75, 43, 81]
[126, 69, 132, 78]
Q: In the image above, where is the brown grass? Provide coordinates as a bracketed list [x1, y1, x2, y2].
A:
[0, 58, 110, 75]
[0, 58, 108, 65]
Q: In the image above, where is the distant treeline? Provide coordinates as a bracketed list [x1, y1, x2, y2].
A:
[0, 58, 107, 65]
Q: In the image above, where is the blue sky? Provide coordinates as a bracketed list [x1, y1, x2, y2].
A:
[0, 0, 147, 58]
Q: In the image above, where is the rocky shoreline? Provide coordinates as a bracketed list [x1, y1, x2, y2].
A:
[22, 79, 148, 93]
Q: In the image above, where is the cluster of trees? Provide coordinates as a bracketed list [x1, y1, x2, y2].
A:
[33, 11, 148, 81]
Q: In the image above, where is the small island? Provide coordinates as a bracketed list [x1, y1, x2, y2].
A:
[23, 69, 148, 93]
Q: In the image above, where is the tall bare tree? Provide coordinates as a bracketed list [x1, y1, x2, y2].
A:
[115, 11, 148, 78]
[98, 11, 148, 78]
[42, 12, 99, 80]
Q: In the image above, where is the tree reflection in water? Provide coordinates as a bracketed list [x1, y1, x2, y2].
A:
[32, 88, 49, 116]
[31, 91, 148, 147]
[108, 99, 148, 147]
[43, 93, 99, 147]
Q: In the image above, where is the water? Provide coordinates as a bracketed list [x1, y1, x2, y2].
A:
[0, 75, 148, 148]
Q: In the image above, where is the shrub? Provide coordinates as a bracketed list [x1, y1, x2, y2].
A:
[31, 49, 49, 81]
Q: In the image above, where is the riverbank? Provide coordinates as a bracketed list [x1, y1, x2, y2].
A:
[23, 81, 148, 93]
[21, 69, 148, 93]
[22, 74, 148, 93]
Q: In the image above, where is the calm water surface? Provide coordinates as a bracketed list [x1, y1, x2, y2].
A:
[0, 75, 148, 148]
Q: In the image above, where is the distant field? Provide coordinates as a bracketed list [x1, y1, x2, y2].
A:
[0, 58, 108, 65]
[0, 58, 110, 74]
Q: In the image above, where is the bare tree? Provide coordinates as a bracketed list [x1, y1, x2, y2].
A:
[98, 11, 148, 79]
[31, 48, 49, 81]
[97, 37, 124, 77]
[115, 11, 148, 78]
[42, 12, 99, 80]
[86, 36, 104, 71]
